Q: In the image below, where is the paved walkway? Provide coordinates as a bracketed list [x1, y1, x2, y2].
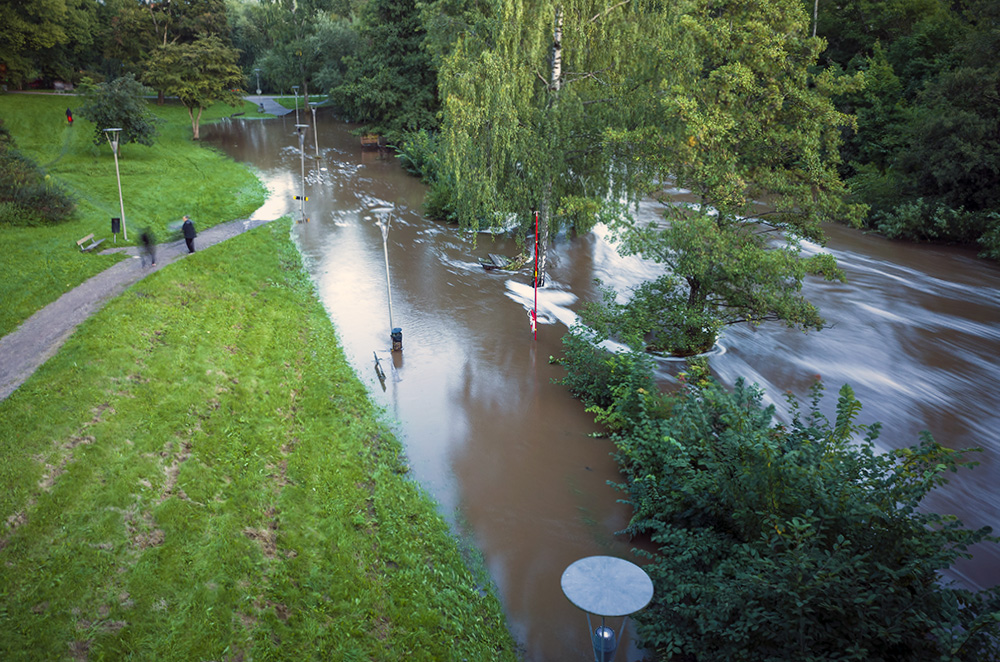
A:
[0, 218, 273, 402]
[247, 95, 294, 116]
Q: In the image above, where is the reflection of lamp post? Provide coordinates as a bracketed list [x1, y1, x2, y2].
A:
[295, 124, 309, 223]
[311, 105, 319, 158]
[561, 556, 653, 662]
[292, 84, 299, 124]
[103, 128, 127, 241]
[372, 206, 401, 351]
[254, 68, 261, 96]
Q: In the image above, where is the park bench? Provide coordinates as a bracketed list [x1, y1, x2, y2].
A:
[361, 134, 381, 149]
[76, 233, 105, 252]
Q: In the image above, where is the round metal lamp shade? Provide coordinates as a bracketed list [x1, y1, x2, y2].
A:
[560, 556, 653, 617]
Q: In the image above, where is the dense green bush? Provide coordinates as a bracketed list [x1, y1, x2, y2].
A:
[560, 339, 1000, 661]
[0, 120, 75, 226]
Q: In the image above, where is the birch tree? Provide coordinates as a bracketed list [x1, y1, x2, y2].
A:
[437, 0, 665, 285]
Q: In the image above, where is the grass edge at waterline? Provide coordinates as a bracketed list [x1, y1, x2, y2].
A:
[0, 218, 519, 660]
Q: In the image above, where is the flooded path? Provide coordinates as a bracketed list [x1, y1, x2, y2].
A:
[204, 113, 1000, 659]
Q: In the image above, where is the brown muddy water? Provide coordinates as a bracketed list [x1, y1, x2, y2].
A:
[204, 112, 1000, 660]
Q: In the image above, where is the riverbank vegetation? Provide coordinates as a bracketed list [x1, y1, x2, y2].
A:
[558, 337, 1000, 660]
[5, 0, 997, 259]
[0, 217, 517, 660]
[0, 93, 267, 338]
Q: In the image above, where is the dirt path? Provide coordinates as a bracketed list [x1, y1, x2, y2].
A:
[0, 218, 274, 402]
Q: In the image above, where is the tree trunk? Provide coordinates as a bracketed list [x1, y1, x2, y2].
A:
[188, 106, 203, 140]
[537, 5, 564, 288]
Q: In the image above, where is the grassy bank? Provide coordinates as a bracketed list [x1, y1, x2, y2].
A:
[0, 217, 517, 660]
[0, 93, 268, 338]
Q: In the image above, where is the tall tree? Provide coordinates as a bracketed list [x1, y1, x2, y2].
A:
[77, 73, 162, 148]
[589, 0, 864, 355]
[144, 36, 244, 140]
[333, 0, 438, 136]
[438, 0, 660, 285]
[0, 0, 75, 86]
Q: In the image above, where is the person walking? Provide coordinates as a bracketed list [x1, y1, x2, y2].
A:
[140, 228, 156, 267]
[182, 215, 196, 253]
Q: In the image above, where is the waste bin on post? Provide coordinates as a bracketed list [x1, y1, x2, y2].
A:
[391, 328, 402, 352]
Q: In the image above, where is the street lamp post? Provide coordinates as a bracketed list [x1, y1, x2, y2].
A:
[372, 206, 401, 351]
[254, 68, 261, 96]
[311, 105, 319, 158]
[295, 124, 309, 223]
[561, 556, 653, 662]
[103, 128, 127, 241]
[292, 85, 299, 124]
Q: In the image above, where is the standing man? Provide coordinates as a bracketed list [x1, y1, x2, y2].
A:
[182, 215, 196, 253]
[140, 227, 156, 267]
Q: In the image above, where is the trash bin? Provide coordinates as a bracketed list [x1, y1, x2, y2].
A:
[391, 327, 402, 352]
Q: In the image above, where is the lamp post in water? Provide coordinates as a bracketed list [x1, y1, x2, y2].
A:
[561, 556, 653, 661]
[103, 128, 127, 241]
[372, 206, 401, 351]
[292, 84, 299, 124]
[311, 105, 319, 158]
[295, 124, 309, 222]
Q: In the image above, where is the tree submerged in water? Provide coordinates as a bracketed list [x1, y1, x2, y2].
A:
[592, 0, 865, 357]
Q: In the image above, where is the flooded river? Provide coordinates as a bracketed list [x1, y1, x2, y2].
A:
[204, 112, 1000, 660]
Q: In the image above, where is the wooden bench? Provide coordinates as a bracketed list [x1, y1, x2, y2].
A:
[76, 233, 105, 252]
[361, 134, 381, 149]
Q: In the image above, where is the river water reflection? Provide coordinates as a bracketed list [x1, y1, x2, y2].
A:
[204, 113, 1000, 659]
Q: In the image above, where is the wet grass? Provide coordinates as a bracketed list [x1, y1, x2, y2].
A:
[0, 217, 518, 660]
[0, 93, 268, 337]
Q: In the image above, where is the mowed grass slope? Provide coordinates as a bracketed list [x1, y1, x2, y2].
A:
[0, 218, 517, 660]
[0, 93, 268, 338]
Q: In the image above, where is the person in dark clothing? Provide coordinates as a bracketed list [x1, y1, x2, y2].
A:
[140, 228, 156, 267]
[66, 108, 73, 124]
[182, 215, 196, 253]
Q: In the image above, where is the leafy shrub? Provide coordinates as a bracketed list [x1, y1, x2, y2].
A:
[559, 336, 1000, 661]
[77, 74, 161, 147]
[0, 120, 75, 225]
[395, 129, 440, 181]
[874, 197, 981, 244]
[977, 213, 1000, 260]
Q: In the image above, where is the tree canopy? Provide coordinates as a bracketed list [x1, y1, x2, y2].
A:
[144, 36, 244, 140]
[77, 73, 162, 148]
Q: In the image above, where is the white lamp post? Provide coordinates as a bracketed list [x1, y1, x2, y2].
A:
[254, 68, 261, 96]
[372, 206, 401, 351]
[561, 556, 653, 661]
[103, 128, 127, 241]
[311, 105, 319, 158]
[292, 85, 299, 124]
[295, 124, 309, 222]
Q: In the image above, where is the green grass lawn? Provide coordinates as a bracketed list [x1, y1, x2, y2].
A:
[0, 93, 268, 338]
[0, 217, 517, 660]
[0, 93, 518, 660]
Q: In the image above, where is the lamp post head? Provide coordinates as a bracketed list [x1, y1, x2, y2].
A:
[561, 556, 653, 662]
[103, 127, 122, 149]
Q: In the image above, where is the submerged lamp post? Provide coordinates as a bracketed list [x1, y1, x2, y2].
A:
[292, 84, 299, 124]
[372, 206, 401, 351]
[311, 105, 319, 158]
[103, 128, 127, 241]
[561, 556, 653, 662]
[295, 124, 309, 222]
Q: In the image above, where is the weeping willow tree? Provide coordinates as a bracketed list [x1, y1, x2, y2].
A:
[437, 0, 672, 285]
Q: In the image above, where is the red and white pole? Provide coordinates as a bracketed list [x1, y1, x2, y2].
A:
[533, 210, 539, 340]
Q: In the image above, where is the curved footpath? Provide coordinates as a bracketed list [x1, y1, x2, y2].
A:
[0, 218, 273, 402]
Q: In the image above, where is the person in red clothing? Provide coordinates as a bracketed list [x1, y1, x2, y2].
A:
[66, 108, 73, 124]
